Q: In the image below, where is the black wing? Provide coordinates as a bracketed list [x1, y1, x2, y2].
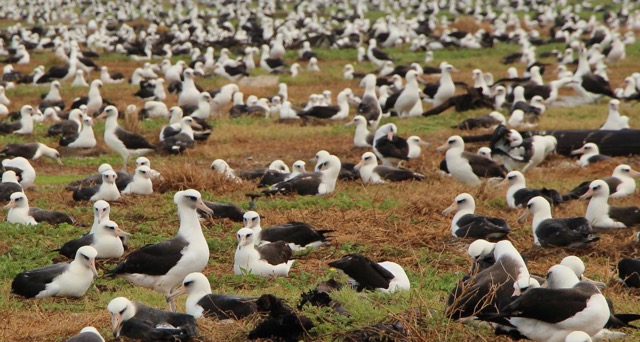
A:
[260, 222, 333, 246]
[201, 201, 245, 222]
[463, 152, 506, 178]
[58, 234, 94, 258]
[536, 218, 596, 247]
[298, 106, 340, 119]
[375, 136, 409, 160]
[263, 174, 322, 196]
[0, 121, 21, 134]
[108, 237, 189, 276]
[374, 166, 426, 182]
[513, 188, 562, 208]
[357, 95, 381, 122]
[11, 263, 69, 298]
[199, 294, 257, 319]
[0, 182, 22, 201]
[119, 317, 197, 342]
[454, 214, 510, 239]
[257, 241, 293, 265]
[609, 206, 640, 227]
[73, 186, 99, 201]
[258, 170, 289, 187]
[29, 208, 73, 225]
[499, 286, 593, 323]
[48, 120, 79, 136]
[115, 128, 155, 150]
[328, 254, 394, 291]
[581, 74, 617, 98]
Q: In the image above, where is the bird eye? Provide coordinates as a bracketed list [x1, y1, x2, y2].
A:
[457, 199, 465, 204]
[108, 226, 115, 230]
[184, 281, 193, 287]
[247, 233, 252, 237]
[187, 196, 197, 201]
[527, 203, 532, 208]
[119, 308, 126, 315]
[594, 185, 600, 190]
[508, 175, 515, 180]
[448, 140, 454, 144]
[83, 255, 90, 260]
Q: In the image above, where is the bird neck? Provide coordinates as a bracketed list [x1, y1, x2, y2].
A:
[177, 206, 205, 242]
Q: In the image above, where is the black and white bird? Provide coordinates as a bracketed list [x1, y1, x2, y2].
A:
[66, 326, 104, 342]
[0, 170, 22, 200]
[5, 192, 74, 226]
[162, 116, 199, 154]
[72, 170, 121, 202]
[354, 152, 425, 184]
[60, 114, 97, 148]
[121, 165, 153, 195]
[518, 196, 599, 247]
[48, 108, 82, 137]
[234, 227, 295, 277]
[57, 219, 130, 259]
[618, 258, 640, 288]
[565, 164, 640, 199]
[345, 115, 374, 148]
[11, 246, 98, 298]
[499, 171, 563, 208]
[441, 193, 510, 240]
[107, 296, 198, 342]
[242, 210, 333, 251]
[570, 143, 611, 167]
[436, 135, 506, 186]
[373, 123, 409, 166]
[261, 155, 341, 196]
[582, 179, 640, 228]
[385, 70, 422, 117]
[66, 164, 131, 192]
[2, 157, 36, 188]
[99, 106, 155, 170]
[481, 282, 609, 342]
[167, 272, 257, 319]
[357, 74, 382, 128]
[107, 190, 212, 310]
[367, 39, 394, 67]
[1, 142, 62, 164]
[328, 254, 410, 293]
[0, 105, 36, 135]
[572, 46, 617, 101]
[446, 240, 530, 321]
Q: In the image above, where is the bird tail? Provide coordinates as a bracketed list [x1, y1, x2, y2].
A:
[561, 181, 591, 201]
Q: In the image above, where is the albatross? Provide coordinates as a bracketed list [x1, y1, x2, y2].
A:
[581, 179, 640, 228]
[107, 189, 213, 310]
[234, 227, 295, 277]
[99, 105, 155, 170]
[498, 170, 562, 208]
[441, 193, 510, 240]
[72, 170, 121, 202]
[436, 135, 506, 186]
[242, 210, 333, 251]
[261, 155, 341, 196]
[355, 152, 425, 184]
[5, 192, 74, 225]
[58, 219, 130, 259]
[107, 296, 198, 341]
[11, 246, 98, 298]
[167, 272, 257, 319]
[570, 143, 611, 167]
[328, 253, 410, 293]
[1, 142, 62, 164]
[518, 196, 599, 247]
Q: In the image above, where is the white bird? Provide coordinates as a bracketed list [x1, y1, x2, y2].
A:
[2, 157, 36, 188]
[121, 165, 153, 195]
[99, 106, 155, 171]
[234, 227, 294, 277]
[600, 99, 628, 130]
[71, 70, 89, 87]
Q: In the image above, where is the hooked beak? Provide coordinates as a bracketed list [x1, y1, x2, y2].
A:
[441, 202, 457, 216]
[579, 188, 594, 200]
[97, 112, 107, 119]
[90, 258, 98, 277]
[570, 147, 584, 155]
[166, 284, 187, 302]
[344, 120, 355, 127]
[495, 177, 509, 189]
[196, 198, 213, 215]
[111, 313, 123, 336]
[386, 131, 394, 141]
[435, 142, 449, 152]
[354, 160, 363, 171]
[190, 121, 202, 130]
[3, 199, 16, 210]
[115, 227, 132, 238]
[517, 210, 529, 224]
[629, 169, 640, 178]
[418, 140, 430, 146]
[98, 208, 107, 223]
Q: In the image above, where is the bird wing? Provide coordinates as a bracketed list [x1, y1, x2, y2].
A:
[115, 128, 155, 150]
[108, 237, 189, 276]
[58, 233, 94, 258]
[374, 136, 409, 160]
[257, 241, 293, 265]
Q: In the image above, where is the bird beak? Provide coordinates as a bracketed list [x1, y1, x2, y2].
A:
[580, 275, 607, 289]
[579, 188, 594, 200]
[418, 140, 430, 146]
[90, 258, 98, 277]
[441, 202, 457, 216]
[190, 121, 202, 130]
[111, 313, 123, 336]
[196, 198, 213, 215]
[56, 157, 63, 165]
[98, 208, 107, 223]
[308, 156, 317, 163]
[344, 120, 355, 127]
[629, 169, 640, 178]
[3, 199, 16, 210]
[354, 160, 363, 171]
[386, 132, 394, 141]
[166, 284, 187, 302]
[435, 142, 449, 152]
[517, 210, 529, 224]
[570, 147, 584, 155]
[97, 112, 107, 119]
[115, 227, 132, 238]
[495, 177, 509, 189]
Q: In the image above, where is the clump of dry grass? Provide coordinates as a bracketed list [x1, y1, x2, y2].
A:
[155, 161, 248, 194]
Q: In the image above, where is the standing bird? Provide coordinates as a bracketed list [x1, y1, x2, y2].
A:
[441, 193, 510, 240]
[99, 106, 155, 171]
[107, 190, 213, 310]
[385, 70, 421, 117]
[167, 272, 257, 319]
[11, 246, 98, 298]
[357, 74, 382, 128]
[107, 297, 198, 341]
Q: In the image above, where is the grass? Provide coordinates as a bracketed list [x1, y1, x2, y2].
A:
[1, 4, 640, 341]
